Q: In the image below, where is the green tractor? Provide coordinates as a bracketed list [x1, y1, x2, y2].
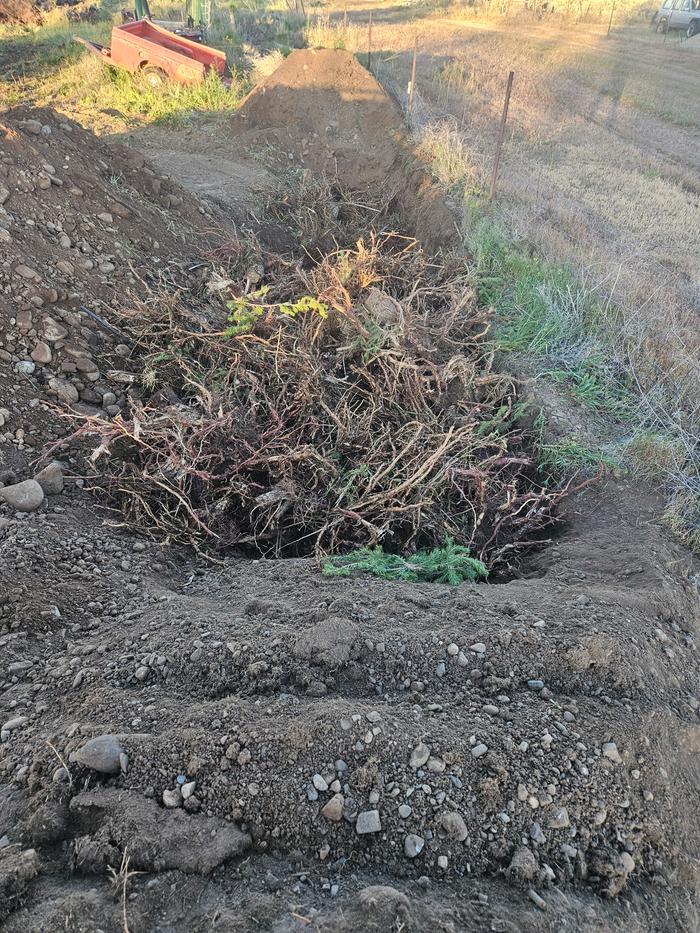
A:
[124, 0, 212, 42]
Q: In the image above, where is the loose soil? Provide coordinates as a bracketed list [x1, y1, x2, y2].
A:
[1, 70, 700, 932]
[0, 0, 41, 26]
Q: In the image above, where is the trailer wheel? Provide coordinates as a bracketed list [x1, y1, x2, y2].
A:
[142, 66, 168, 88]
[688, 19, 699, 37]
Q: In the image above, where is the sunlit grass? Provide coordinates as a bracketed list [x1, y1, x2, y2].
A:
[33, 53, 248, 124]
[1, 1, 249, 127]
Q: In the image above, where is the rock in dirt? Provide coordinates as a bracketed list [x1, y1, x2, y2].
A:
[0, 480, 44, 512]
[69, 789, 251, 874]
[163, 787, 183, 809]
[356, 810, 382, 834]
[548, 807, 570, 829]
[508, 846, 539, 882]
[321, 793, 345, 822]
[33, 462, 64, 496]
[0, 848, 40, 922]
[409, 742, 431, 769]
[404, 834, 425, 858]
[292, 617, 360, 666]
[441, 811, 468, 842]
[602, 742, 623, 764]
[48, 377, 79, 405]
[71, 735, 124, 774]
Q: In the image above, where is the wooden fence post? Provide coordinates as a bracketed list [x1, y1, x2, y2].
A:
[489, 70, 514, 200]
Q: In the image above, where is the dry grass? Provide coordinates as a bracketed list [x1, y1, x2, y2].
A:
[328, 3, 699, 546]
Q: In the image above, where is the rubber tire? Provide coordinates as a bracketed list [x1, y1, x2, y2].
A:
[688, 20, 699, 37]
[142, 66, 168, 89]
[656, 17, 668, 32]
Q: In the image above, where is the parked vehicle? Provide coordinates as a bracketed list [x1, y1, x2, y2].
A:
[74, 19, 227, 87]
[652, 0, 700, 37]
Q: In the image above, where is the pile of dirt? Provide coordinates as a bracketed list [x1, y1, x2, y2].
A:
[0, 106, 228, 478]
[0, 0, 41, 24]
[231, 49, 459, 251]
[1, 475, 700, 930]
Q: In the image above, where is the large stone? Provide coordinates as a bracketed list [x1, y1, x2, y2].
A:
[15, 264, 39, 280]
[508, 846, 538, 882]
[321, 793, 345, 822]
[33, 461, 64, 496]
[441, 811, 468, 842]
[548, 807, 570, 829]
[356, 810, 382, 834]
[404, 834, 424, 858]
[49, 377, 79, 404]
[0, 480, 44, 513]
[30, 341, 52, 365]
[602, 742, 622, 764]
[71, 735, 124, 774]
[42, 317, 68, 342]
[409, 742, 430, 769]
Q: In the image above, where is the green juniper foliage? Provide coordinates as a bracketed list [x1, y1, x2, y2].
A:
[323, 539, 488, 586]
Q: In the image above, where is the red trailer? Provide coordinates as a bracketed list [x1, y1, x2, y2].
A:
[75, 19, 227, 87]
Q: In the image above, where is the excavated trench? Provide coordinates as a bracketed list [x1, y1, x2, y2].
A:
[1, 55, 700, 933]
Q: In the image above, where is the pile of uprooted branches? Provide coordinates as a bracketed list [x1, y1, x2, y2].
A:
[57, 231, 574, 571]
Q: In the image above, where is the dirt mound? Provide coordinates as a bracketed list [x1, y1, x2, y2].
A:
[231, 49, 459, 251]
[0, 106, 227, 478]
[0, 0, 40, 24]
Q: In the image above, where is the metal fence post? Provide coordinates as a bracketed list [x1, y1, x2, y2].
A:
[489, 70, 514, 200]
[408, 35, 418, 113]
[368, 11, 373, 71]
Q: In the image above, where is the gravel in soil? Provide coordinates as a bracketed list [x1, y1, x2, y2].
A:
[1, 103, 700, 932]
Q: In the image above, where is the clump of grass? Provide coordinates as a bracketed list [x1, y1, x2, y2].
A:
[415, 122, 477, 194]
[305, 14, 364, 52]
[323, 540, 489, 585]
[466, 215, 633, 417]
[537, 439, 616, 477]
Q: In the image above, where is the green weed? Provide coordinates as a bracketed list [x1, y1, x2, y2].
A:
[536, 438, 617, 477]
[225, 290, 329, 337]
